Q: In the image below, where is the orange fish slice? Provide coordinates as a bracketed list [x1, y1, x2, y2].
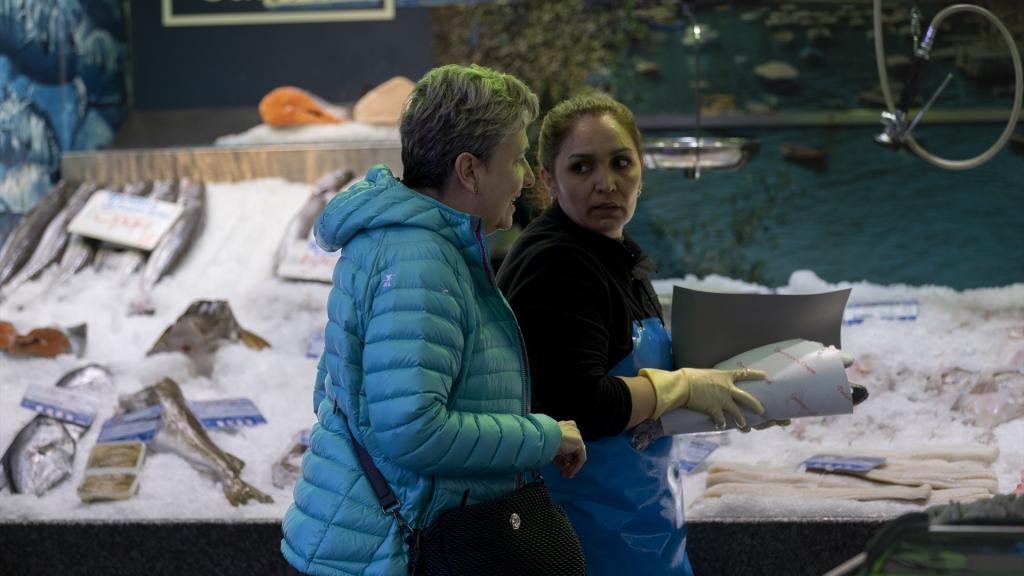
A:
[10, 327, 71, 358]
[259, 86, 347, 126]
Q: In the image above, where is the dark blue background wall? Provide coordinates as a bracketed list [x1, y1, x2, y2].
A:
[0, 1, 436, 245]
[128, 1, 434, 108]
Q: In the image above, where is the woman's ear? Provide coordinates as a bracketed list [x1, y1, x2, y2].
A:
[540, 167, 557, 199]
[453, 152, 480, 195]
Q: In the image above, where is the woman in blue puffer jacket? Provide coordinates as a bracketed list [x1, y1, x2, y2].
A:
[281, 64, 588, 576]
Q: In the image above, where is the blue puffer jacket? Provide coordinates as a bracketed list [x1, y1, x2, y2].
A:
[281, 165, 562, 576]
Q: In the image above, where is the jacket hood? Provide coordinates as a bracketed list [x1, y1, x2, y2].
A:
[314, 164, 477, 252]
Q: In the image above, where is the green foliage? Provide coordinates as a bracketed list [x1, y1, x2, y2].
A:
[432, 0, 643, 112]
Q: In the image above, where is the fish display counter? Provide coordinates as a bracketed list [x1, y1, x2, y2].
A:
[1, 176, 1021, 575]
[654, 274, 1023, 573]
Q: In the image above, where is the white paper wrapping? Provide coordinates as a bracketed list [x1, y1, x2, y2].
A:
[658, 338, 853, 435]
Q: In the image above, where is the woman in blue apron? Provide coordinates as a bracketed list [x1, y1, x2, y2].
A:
[497, 94, 767, 575]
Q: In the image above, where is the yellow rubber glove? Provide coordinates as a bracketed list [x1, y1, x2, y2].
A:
[639, 367, 767, 429]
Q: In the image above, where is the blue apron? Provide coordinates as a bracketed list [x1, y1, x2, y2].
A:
[542, 317, 693, 576]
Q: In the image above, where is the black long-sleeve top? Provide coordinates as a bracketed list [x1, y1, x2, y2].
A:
[496, 203, 664, 441]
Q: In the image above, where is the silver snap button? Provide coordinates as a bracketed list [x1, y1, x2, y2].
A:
[510, 512, 521, 530]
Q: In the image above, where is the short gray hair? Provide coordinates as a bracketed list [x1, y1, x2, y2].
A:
[400, 64, 539, 190]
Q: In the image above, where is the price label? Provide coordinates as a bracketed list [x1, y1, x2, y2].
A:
[21, 384, 99, 427]
[97, 397, 267, 439]
[276, 239, 339, 283]
[803, 454, 886, 473]
[68, 191, 183, 251]
[843, 301, 919, 325]
[677, 437, 721, 474]
[97, 416, 161, 444]
[189, 398, 268, 429]
[306, 329, 326, 359]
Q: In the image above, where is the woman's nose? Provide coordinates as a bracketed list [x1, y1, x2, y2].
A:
[594, 168, 616, 194]
[522, 163, 536, 189]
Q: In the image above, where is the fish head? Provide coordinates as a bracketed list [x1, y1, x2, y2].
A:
[182, 300, 242, 341]
[117, 386, 159, 413]
[56, 363, 114, 391]
[8, 417, 76, 496]
[149, 317, 213, 356]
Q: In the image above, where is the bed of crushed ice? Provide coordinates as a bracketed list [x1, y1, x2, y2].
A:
[1, 179, 1020, 522]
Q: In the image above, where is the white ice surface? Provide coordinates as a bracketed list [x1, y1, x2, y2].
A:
[1, 180, 1021, 523]
[653, 273, 1024, 520]
[1, 179, 328, 521]
[214, 122, 400, 147]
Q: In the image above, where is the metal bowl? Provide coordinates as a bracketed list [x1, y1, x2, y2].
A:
[642, 136, 760, 172]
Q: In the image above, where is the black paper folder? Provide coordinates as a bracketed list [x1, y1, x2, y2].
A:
[671, 285, 852, 369]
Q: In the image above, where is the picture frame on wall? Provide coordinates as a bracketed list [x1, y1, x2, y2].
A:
[161, 0, 395, 27]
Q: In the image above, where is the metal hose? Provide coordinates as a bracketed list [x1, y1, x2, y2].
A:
[874, 1, 1022, 169]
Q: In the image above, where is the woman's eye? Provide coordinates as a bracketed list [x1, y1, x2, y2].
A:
[569, 162, 589, 174]
[614, 157, 634, 169]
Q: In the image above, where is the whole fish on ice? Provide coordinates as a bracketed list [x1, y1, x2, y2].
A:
[140, 178, 204, 290]
[147, 299, 270, 374]
[274, 169, 354, 277]
[117, 378, 273, 506]
[3, 182, 99, 295]
[0, 364, 113, 495]
[0, 181, 69, 291]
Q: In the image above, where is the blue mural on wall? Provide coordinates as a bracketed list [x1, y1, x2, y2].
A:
[0, 0, 126, 242]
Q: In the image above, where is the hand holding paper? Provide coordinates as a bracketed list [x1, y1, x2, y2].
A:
[639, 367, 767, 429]
[651, 339, 855, 437]
[627, 286, 866, 448]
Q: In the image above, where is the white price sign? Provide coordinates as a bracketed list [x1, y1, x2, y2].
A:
[68, 191, 184, 251]
[276, 239, 339, 283]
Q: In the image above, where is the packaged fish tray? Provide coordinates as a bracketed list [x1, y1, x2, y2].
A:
[77, 440, 147, 503]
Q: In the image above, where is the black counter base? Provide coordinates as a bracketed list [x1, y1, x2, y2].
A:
[1, 521, 294, 576]
[1, 518, 886, 575]
[687, 520, 884, 575]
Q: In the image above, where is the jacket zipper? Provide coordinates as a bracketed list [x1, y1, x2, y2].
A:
[474, 224, 527, 490]
[419, 478, 437, 531]
[512, 326, 530, 489]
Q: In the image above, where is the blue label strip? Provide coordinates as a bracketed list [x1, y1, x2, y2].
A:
[97, 417, 161, 444]
[189, 398, 267, 429]
[20, 398, 95, 427]
[108, 404, 162, 423]
[802, 454, 886, 473]
[306, 329, 326, 359]
[96, 398, 267, 441]
[843, 300, 919, 325]
[677, 438, 721, 473]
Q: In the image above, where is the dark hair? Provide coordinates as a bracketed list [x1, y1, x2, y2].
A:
[529, 92, 642, 208]
[538, 93, 642, 174]
[400, 64, 538, 191]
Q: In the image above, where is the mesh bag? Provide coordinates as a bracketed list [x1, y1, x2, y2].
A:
[408, 481, 586, 576]
[336, 410, 582, 575]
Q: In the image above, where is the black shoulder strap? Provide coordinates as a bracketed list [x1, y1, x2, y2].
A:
[340, 402, 401, 513]
[351, 432, 399, 511]
[340, 405, 420, 574]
